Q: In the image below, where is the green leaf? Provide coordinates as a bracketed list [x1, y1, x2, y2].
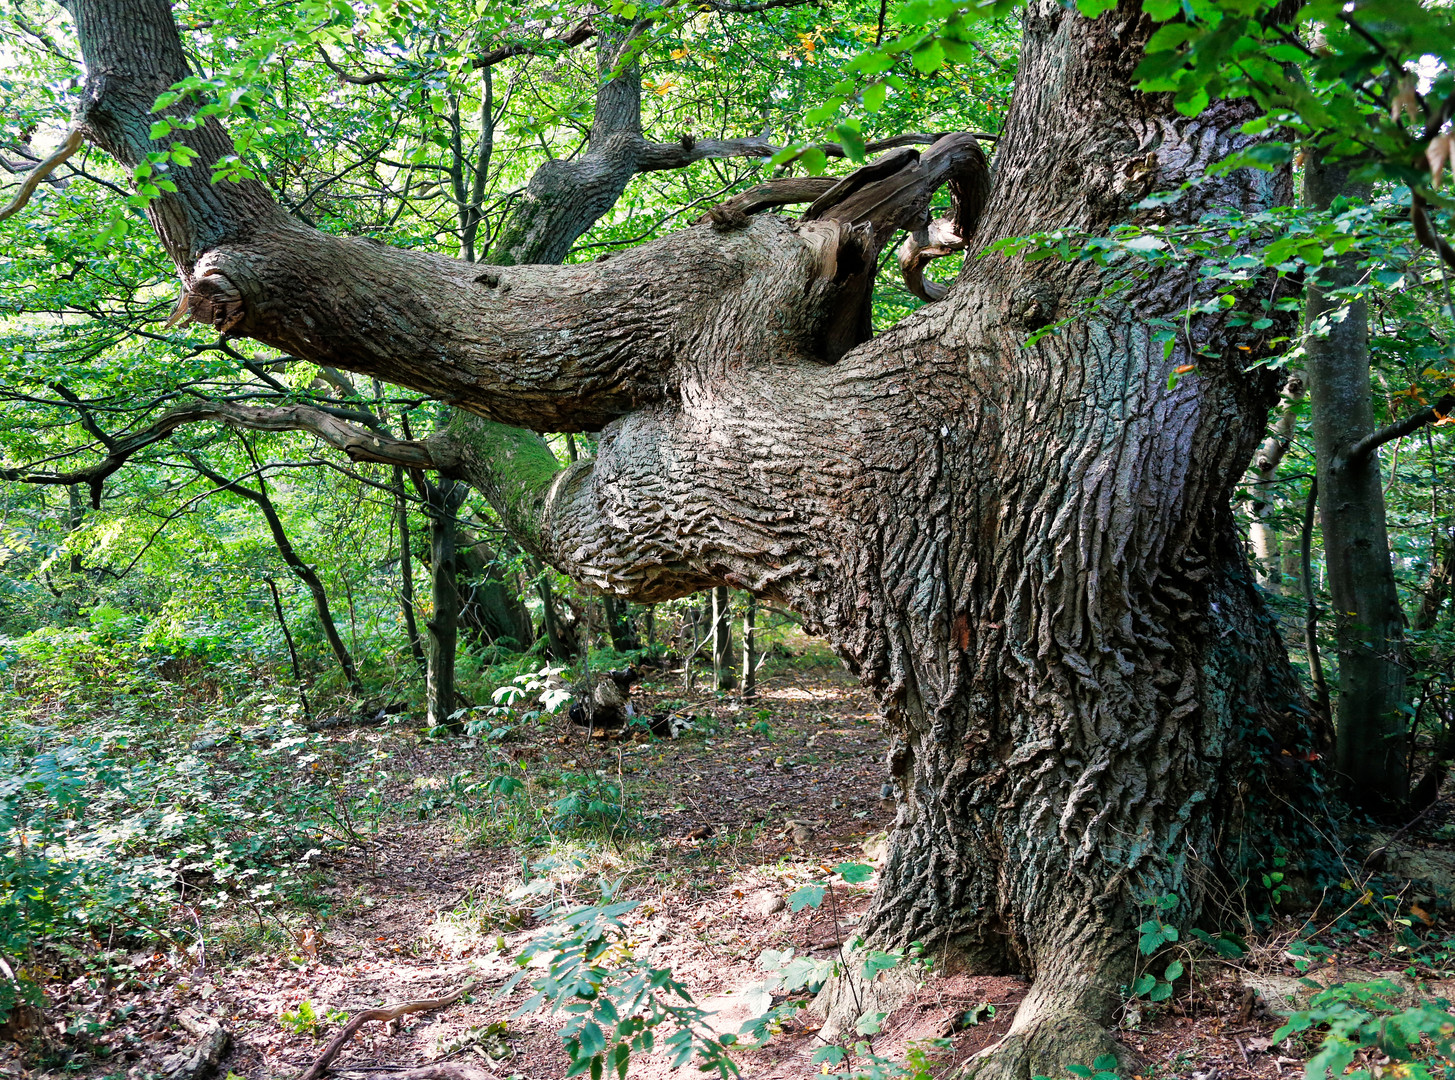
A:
[863, 83, 887, 113]
[1145, 23, 1195, 51]
[835, 862, 873, 884]
[834, 123, 867, 163]
[861, 951, 900, 978]
[1142, 0, 1181, 20]
[811, 1045, 847, 1066]
[1077, 0, 1119, 16]
[578, 1022, 606, 1058]
[855, 1010, 888, 1036]
[1174, 87, 1210, 116]
[1165, 960, 1185, 981]
[148, 120, 174, 141]
[1132, 974, 1156, 997]
[1093, 1056, 1119, 1071]
[1148, 981, 1173, 1002]
[910, 40, 945, 74]
[788, 884, 826, 912]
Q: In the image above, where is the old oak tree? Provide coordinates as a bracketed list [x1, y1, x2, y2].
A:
[17, 0, 1326, 1073]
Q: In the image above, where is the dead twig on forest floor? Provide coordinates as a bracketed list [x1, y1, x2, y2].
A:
[333, 1066, 501, 1080]
[161, 1011, 230, 1080]
[297, 979, 480, 1080]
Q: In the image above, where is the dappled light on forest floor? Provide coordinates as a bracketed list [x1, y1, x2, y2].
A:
[9, 644, 1455, 1079]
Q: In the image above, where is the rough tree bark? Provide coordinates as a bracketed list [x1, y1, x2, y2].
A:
[57, 1, 1329, 1074]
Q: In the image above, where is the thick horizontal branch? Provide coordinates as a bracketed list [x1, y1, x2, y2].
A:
[0, 400, 440, 506]
[1343, 393, 1455, 467]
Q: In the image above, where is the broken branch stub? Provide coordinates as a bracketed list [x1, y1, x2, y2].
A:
[703, 132, 991, 305]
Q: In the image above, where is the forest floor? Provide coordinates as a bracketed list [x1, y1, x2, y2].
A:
[7, 639, 1455, 1080]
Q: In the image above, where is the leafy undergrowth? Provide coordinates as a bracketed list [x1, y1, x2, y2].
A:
[5, 642, 1455, 1080]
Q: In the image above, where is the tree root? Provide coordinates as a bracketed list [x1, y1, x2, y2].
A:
[958, 1006, 1137, 1080]
[297, 979, 479, 1080]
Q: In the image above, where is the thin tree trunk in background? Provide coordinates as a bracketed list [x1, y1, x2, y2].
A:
[711, 585, 735, 691]
[602, 595, 639, 652]
[190, 456, 364, 694]
[1416, 523, 1455, 633]
[1305, 155, 1407, 812]
[1302, 480, 1332, 724]
[424, 477, 468, 731]
[67, 484, 83, 574]
[264, 574, 312, 723]
[534, 562, 573, 660]
[393, 465, 426, 671]
[645, 605, 655, 648]
[1248, 375, 1305, 593]
[741, 592, 757, 698]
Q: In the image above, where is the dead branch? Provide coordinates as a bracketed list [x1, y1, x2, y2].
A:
[297, 979, 480, 1080]
[334, 1066, 502, 1080]
[0, 128, 82, 221]
[161, 1012, 230, 1080]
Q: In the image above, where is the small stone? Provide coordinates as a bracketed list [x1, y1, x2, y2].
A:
[752, 890, 786, 918]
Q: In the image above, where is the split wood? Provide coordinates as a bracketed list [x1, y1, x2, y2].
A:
[298, 979, 480, 1080]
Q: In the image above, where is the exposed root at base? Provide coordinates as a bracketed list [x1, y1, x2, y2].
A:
[958, 1007, 1137, 1080]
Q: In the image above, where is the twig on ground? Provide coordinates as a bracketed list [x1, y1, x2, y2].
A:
[333, 1066, 502, 1080]
[162, 1011, 230, 1080]
[298, 979, 480, 1080]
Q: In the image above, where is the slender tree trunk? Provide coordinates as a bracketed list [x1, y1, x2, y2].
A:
[1247, 375, 1305, 593]
[741, 592, 757, 698]
[711, 585, 735, 691]
[602, 595, 639, 652]
[265, 575, 312, 723]
[190, 456, 363, 694]
[393, 465, 426, 671]
[1304, 155, 1407, 813]
[423, 477, 468, 731]
[534, 562, 574, 660]
[66, 484, 84, 574]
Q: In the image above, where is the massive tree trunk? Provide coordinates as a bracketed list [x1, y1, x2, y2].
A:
[63, 0, 1329, 1074]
